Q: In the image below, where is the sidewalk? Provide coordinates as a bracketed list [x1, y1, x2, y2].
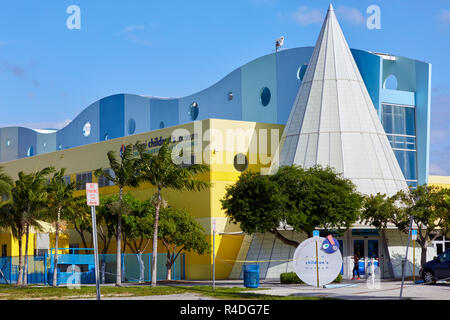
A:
[157, 279, 450, 300]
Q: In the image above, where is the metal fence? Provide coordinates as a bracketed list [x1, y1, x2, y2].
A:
[0, 250, 185, 285]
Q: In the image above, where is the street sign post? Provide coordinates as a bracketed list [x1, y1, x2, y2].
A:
[412, 229, 417, 282]
[313, 230, 320, 288]
[212, 219, 216, 291]
[86, 183, 101, 301]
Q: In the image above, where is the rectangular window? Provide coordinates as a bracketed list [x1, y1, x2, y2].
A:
[63, 175, 71, 186]
[98, 169, 115, 188]
[76, 172, 92, 190]
[69, 244, 79, 255]
[393, 149, 417, 182]
[1, 244, 7, 257]
[382, 104, 416, 136]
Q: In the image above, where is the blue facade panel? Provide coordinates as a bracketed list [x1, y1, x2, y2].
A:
[124, 94, 151, 136]
[56, 101, 100, 150]
[100, 94, 125, 141]
[17, 128, 37, 159]
[276, 47, 314, 125]
[150, 99, 179, 130]
[352, 49, 382, 115]
[415, 61, 432, 186]
[0, 127, 18, 163]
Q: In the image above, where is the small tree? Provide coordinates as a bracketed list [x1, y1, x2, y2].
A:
[95, 144, 140, 287]
[361, 193, 399, 277]
[11, 167, 55, 286]
[393, 185, 450, 266]
[159, 207, 210, 280]
[46, 168, 77, 287]
[136, 140, 210, 286]
[66, 196, 93, 253]
[222, 165, 363, 248]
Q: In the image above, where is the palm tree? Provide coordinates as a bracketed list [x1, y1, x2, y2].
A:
[136, 140, 210, 286]
[46, 168, 77, 287]
[94, 144, 140, 287]
[11, 168, 54, 286]
[0, 166, 13, 201]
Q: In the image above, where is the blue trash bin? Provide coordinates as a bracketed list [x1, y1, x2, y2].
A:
[243, 264, 259, 288]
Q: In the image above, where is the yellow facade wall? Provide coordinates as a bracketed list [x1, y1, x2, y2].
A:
[1, 119, 284, 279]
[429, 175, 450, 188]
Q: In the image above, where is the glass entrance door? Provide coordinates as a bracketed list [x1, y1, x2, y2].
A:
[353, 239, 379, 277]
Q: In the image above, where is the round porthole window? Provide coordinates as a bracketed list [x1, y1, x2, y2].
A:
[58, 144, 62, 150]
[128, 118, 136, 135]
[27, 146, 34, 157]
[189, 102, 199, 121]
[297, 64, 308, 81]
[233, 153, 249, 172]
[160, 121, 165, 129]
[82, 122, 91, 137]
[104, 133, 109, 141]
[43, 142, 47, 149]
[6, 139, 11, 147]
[260, 87, 271, 107]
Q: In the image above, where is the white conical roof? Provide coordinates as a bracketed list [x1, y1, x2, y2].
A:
[272, 4, 408, 196]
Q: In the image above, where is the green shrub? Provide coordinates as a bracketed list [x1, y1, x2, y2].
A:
[280, 272, 304, 284]
[333, 273, 342, 283]
[280, 272, 342, 284]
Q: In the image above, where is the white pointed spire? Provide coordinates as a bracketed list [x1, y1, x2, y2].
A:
[271, 5, 408, 196]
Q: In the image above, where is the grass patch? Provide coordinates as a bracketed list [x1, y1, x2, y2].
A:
[0, 284, 333, 300]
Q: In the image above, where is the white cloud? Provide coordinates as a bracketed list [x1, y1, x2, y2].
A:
[439, 9, 450, 25]
[118, 25, 151, 47]
[335, 5, 365, 25]
[292, 6, 324, 26]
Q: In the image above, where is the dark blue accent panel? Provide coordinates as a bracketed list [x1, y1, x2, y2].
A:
[352, 49, 382, 114]
[17, 127, 37, 159]
[100, 94, 125, 140]
[150, 99, 179, 130]
[276, 47, 314, 125]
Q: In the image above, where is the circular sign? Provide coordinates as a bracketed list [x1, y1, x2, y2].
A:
[293, 237, 342, 287]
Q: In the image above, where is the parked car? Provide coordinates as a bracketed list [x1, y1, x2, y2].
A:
[420, 249, 450, 283]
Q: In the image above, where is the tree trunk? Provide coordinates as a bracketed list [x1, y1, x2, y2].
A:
[17, 232, 23, 286]
[151, 188, 162, 287]
[166, 250, 172, 281]
[52, 208, 61, 287]
[420, 244, 428, 267]
[23, 224, 29, 286]
[116, 187, 123, 287]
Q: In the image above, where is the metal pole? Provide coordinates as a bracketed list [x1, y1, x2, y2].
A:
[91, 206, 101, 300]
[400, 215, 413, 299]
[212, 220, 216, 292]
[315, 240, 319, 288]
[413, 239, 416, 283]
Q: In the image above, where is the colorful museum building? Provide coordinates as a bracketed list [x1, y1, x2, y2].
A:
[1, 5, 446, 280]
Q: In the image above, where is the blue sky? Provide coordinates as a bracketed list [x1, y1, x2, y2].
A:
[1, 0, 450, 175]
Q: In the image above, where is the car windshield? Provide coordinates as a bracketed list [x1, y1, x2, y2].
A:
[439, 250, 450, 263]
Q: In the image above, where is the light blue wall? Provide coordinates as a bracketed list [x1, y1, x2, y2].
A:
[18, 127, 37, 159]
[37, 132, 57, 155]
[381, 89, 416, 106]
[241, 53, 278, 124]
[124, 94, 151, 136]
[0, 127, 18, 163]
[276, 47, 313, 125]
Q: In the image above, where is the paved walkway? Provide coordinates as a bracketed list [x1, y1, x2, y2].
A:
[80, 279, 450, 300]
